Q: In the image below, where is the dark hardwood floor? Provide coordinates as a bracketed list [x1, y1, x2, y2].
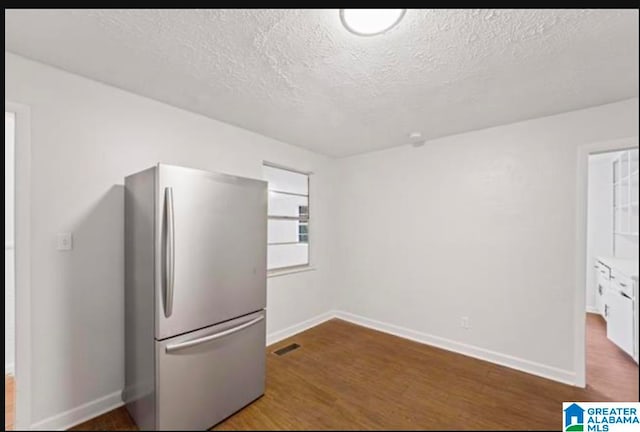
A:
[60, 315, 637, 430]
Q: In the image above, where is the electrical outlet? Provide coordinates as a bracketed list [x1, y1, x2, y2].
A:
[461, 316, 470, 329]
[56, 232, 73, 251]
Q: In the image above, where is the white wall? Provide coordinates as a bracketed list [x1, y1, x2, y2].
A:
[585, 152, 617, 311]
[5, 52, 336, 428]
[5, 112, 16, 375]
[615, 233, 640, 258]
[334, 98, 639, 378]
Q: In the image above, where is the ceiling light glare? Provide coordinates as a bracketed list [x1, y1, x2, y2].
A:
[340, 9, 406, 36]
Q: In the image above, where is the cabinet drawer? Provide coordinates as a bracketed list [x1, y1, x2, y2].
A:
[611, 270, 634, 299]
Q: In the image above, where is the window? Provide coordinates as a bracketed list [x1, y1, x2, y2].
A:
[263, 164, 310, 270]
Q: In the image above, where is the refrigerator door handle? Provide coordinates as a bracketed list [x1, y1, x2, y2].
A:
[165, 315, 264, 353]
[164, 187, 175, 318]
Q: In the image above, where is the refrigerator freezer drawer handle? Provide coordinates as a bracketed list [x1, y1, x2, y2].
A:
[165, 315, 265, 353]
[164, 187, 175, 318]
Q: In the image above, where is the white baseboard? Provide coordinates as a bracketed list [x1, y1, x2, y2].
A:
[30, 390, 123, 431]
[5, 363, 15, 375]
[27, 309, 578, 430]
[333, 310, 577, 386]
[267, 311, 334, 346]
[26, 312, 334, 431]
[586, 305, 599, 314]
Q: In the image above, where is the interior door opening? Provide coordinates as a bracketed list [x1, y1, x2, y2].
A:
[584, 148, 638, 401]
[5, 111, 16, 430]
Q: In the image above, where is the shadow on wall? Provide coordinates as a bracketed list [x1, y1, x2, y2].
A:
[63, 185, 125, 408]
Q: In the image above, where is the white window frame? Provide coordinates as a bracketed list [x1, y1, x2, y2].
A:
[263, 162, 312, 274]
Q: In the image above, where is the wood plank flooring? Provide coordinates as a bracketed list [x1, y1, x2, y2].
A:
[585, 312, 638, 401]
[6, 315, 638, 431]
[5, 375, 14, 431]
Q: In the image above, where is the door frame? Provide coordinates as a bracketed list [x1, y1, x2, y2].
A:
[574, 135, 638, 387]
[5, 100, 32, 430]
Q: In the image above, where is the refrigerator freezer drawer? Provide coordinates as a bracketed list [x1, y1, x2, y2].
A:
[156, 311, 266, 430]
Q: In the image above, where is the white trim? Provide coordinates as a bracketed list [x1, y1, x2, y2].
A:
[574, 135, 639, 389]
[333, 310, 577, 386]
[268, 309, 579, 385]
[266, 311, 334, 346]
[6, 100, 32, 430]
[6, 363, 15, 375]
[30, 390, 123, 431]
[25, 307, 588, 430]
[25, 312, 334, 431]
[585, 306, 599, 314]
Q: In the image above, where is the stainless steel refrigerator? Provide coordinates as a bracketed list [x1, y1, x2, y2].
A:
[124, 164, 267, 430]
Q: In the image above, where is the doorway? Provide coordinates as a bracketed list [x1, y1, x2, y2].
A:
[584, 148, 638, 400]
[5, 111, 16, 430]
[5, 101, 32, 431]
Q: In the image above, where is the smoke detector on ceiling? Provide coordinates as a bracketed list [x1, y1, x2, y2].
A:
[409, 132, 425, 147]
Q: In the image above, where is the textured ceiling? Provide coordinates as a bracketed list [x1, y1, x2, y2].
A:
[5, 9, 639, 157]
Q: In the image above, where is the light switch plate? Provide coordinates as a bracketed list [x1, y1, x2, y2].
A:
[461, 316, 470, 329]
[56, 232, 73, 251]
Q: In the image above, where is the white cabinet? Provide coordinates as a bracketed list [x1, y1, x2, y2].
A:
[596, 258, 638, 363]
[606, 287, 635, 358]
[613, 149, 639, 237]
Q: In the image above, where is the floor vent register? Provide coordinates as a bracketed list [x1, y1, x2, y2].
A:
[273, 343, 301, 356]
